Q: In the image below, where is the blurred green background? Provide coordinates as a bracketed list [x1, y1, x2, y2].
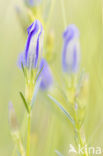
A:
[0, 0, 103, 155]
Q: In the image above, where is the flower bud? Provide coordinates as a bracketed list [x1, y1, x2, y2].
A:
[25, 0, 42, 7]
[62, 24, 80, 74]
[18, 20, 44, 70]
[38, 58, 53, 90]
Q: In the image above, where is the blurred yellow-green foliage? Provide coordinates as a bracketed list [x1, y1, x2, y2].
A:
[0, 0, 103, 155]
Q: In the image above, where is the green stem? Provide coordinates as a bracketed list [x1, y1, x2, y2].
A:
[26, 113, 31, 156]
[45, 0, 55, 33]
[74, 118, 89, 156]
[12, 131, 25, 156]
[60, 0, 67, 29]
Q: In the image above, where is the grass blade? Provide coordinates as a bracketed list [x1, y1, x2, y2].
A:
[55, 150, 64, 156]
[48, 95, 75, 126]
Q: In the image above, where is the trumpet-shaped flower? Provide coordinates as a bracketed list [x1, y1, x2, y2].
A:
[62, 24, 80, 74]
[38, 58, 53, 90]
[18, 20, 44, 69]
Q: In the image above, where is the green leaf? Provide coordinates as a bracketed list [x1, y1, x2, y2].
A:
[55, 150, 64, 156]
[21, 63, 27, 77]
[48, 95, 75, 126]
[21, 63, 24, 73]
[20, 92, 29, 113]
[31, 78, 41, 109]
[35, 65, 44, 82]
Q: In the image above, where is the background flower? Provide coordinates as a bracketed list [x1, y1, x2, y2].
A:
[25, 0, 42, 7]
[38, 58, 53, 90]
[62, 24, 80, 74]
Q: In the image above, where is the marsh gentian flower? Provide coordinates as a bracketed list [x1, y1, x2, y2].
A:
[25, 0, 41, 7]
[18, 20, 44, 69]
[62, 24, 80, 74]
[38, 58, 53, 90]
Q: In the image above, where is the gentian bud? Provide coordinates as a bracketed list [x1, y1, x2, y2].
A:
[18, 20, 44, 70]
[26, 20, 44, 69]
[62, 24, 80, 74]
[38, 58, 53, 90]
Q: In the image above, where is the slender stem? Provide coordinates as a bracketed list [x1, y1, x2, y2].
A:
[73, 98, 88, 156]
[101, 0, 103, 25]
[74, 115, 89, 156]
[78, 130, 88, 156]
[12, 131, 25, 156]
[18, 135, 25, 156]
[26, 113, 31, 156]
[45, 0, 55, 32]
[60, 0, 67, 29]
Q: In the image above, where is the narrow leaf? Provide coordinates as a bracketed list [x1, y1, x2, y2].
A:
[31, 78, 41, 109]
[21, 63, 24, 73]
[20, 92, 29, 113]
[55, 150, 64, 156]
[21, 63, 27, 77]
[48, 95, 75, 125]
[35, 65, 44, 82]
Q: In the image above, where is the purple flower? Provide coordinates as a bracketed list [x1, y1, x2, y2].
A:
[38, 59, 53, 90]
[18, 20, 44, 69]
[62, 24, 80, 74]
[17, 52, 25, 68]
[25, 0, 42, 7]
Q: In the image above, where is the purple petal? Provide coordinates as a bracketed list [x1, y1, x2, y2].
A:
[24, 20, 43, 69]
[35, 25, 43, 67]
[72, 45, 78, 72]
[25, 20, 39, 64]
[25, 0, 42, 7]
[62, 24, 80, 74]
[17, 52, 25, 68]
[63, 24, 79, 41]
[38, 59, 53, 90]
